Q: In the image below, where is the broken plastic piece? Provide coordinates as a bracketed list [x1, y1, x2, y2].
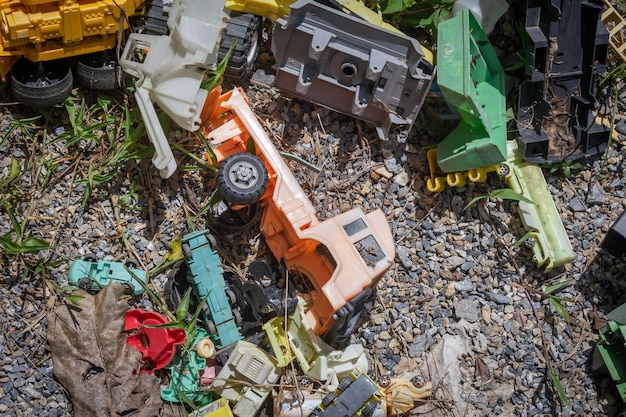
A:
[451, 0, 509, 34]
[119, 0, 228, 177]
[271, 0, 434, 140]
[125, 309, 186, 373]
[601, 209, 626, 258]
[310, 371, 384, 417]
[382, 376, 433, 416]
[436, 8, 507, 173]
[189, 398, 234, 417]
[593, 303, 626, 403]
[425, 148, 499, 192]
[501, 141, 575, 271]
[516, 0, 609, 164]
[264, 297, 369, 387]
[161, 328, 215, 406]
[225, 0, 292, 20]
[602, 0, 626, 65]
[210, 340, 281, 417]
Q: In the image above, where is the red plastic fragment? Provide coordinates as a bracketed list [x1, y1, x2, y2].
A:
[125, 309, 186, 373]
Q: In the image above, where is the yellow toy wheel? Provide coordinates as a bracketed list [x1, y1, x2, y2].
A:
[196, 338, 216, 359]
[446, 172, 466, 188]
[426, 177, 445, 192]
[468, 168, 486, 183]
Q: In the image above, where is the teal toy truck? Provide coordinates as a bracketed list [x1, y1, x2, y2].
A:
[181, 230, 243, 349]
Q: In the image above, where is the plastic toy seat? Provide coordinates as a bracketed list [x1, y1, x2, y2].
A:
[125, 309, 186, 373]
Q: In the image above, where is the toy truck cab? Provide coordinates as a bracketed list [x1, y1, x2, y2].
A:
[199, 86, 395, 340]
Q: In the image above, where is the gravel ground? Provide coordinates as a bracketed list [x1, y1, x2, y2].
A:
[1, 14, 626, 417]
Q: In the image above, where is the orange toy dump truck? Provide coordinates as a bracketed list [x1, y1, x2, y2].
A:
[199, 86, 395, 339]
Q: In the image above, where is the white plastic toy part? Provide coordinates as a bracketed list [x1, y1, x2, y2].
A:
[452, 0, 509, 34]
[119, 0, 229, 178]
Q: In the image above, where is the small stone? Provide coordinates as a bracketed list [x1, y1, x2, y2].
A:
[443, 256, 464, 270]
[454, 298, 480, 323]
[360, 180, 371, 196]
[616, 119, 626, 135]
[396, 245, 413, 269]
[586, 182, 607, 205]
[482, 307, 492, 324]
[373, 166, 394, 180]
[486, 292, 511, 305]
[379, 330, 392, 340]
[445, 283, 456, 299]
[568, 197, 586, 212]
[455, 279, 474, 292]
[392, 172, 409, 186]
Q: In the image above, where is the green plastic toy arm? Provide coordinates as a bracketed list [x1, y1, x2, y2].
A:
[502, 141, 575, 272]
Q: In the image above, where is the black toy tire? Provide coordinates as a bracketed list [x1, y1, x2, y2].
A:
[143, 0, 170, 36]
[217, 153, 268, 206]
[361, 401, 377, 417]
[78, 278, 93, 291]
[125, 258, 139, 269]
[76, 52, 118, 91]
[205, 232, 217, 248]
[121, 282, 134, 295]
[232, 308, 243, 327]
[321, 391, 337, 407]
[337, 376, 352, 392]
[84, 253, 97, 262]
[206, 319, 217, 335]
[219, 13, 261, 80]
[11, 60, 73, 107]
[182, 242, 192, 259]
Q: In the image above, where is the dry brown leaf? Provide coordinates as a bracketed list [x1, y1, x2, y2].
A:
[47, 284, 185, 417]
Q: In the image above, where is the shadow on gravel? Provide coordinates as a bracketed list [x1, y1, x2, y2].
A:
[580, 250, 626, 416]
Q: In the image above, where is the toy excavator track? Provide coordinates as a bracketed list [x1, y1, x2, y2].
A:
[144, 0, 170, 35]
[218, 12, 262, 80]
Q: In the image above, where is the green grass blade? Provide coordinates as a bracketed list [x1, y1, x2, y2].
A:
[544, 279, 574, 295]
[549, 297, 570, 322]
[548, 370, 568, 403]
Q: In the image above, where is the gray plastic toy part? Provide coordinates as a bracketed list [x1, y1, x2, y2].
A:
[271, 0, 434, 140]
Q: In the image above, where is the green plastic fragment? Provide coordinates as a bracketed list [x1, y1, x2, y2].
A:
[436, 8, 507, 172]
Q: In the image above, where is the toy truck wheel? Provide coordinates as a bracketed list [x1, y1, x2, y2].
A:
[205, 232, 217, 248]
[121, 282, 134, 295]
[206, 319, 217, 335]
[219, 13, 262, 80]
[78, 278, 93, 291]
[321, 391, 337, 407]
[217, 153, 269, 206]
[125, 259, 139, 269]
[196, 338, 216, 358]
[182, 242, 192, 259]
[426, 177, 445, 192]
[11, 60, 73, 107]
[84, 253, 97, 262]
[232, 308, 243, 326]
[498, 163, 510, 177]
[226, 289, 237, 305]
[76, 52, 118, 91]
[337, 376, 353, 391]
[361, 401, 377, 417]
